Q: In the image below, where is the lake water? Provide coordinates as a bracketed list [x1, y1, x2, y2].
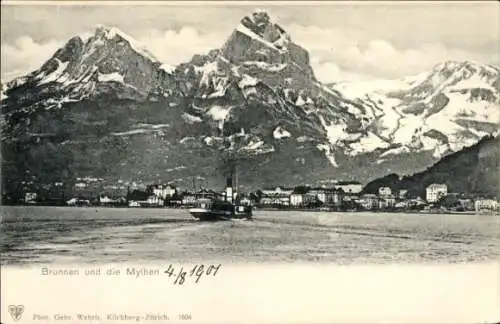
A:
[1, 206, 499, 265]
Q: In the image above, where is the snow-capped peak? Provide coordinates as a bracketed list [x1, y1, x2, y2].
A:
[235, 10, 290, 51]
[94, 25, 159, 63]
[2, 23, 181, 104]
[329, 59, 499, 162]
[333, 60, 500, 103]
[247, 9, 273, 27]
[160, 63, 175, 74]
[402, 60, 499, 98]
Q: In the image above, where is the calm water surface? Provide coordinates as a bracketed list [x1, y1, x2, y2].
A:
[1, 206, 499, 265]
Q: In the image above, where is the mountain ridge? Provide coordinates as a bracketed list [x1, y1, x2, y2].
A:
[1, 10, 499, 199]
[362, 134, 499, 198]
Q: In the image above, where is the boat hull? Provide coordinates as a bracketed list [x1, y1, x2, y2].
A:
[189, 205, 252, 221]
[189, 208, 232, 221]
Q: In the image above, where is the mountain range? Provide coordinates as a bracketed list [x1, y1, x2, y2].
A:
[1, 10, 499, 198]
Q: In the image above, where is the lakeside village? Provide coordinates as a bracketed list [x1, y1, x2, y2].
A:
[11, 176, 500, 214]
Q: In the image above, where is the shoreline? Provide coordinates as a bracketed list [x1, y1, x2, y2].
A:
[255, 207, 497, 216]
[1, 204, 498, 216]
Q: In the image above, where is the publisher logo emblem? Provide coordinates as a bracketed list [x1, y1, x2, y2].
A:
[8, 305, 24, 321]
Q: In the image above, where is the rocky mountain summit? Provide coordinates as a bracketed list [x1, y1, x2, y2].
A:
[2, 10, 499, 199]
[3, 25, 176, 109]
[333, 60, 499, 161]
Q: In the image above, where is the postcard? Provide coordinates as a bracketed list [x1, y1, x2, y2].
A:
[1, 1, 499, 323]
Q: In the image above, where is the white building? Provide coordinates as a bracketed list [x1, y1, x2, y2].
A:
[308, 188, 342, 205]
[99, 196, 124, 205]
[426, 184, 448, 203]
[261, 186, 294, 196]
[474, 199, 498, 211]
[260, 194, 290, 206]
[99, 196, 114, 204]
[379, 196, 396, 209]
[66, 198, 78, 205]
[152, 184, 177, 199]
[147, 195, 164, 206]
[24, 192, 37, 203]
[128, 201, 140, 207]
[66, 198, 90, 206]
[182, 195, 196, 206]
[290, 193, 303, 206]
[290, 193, 316, 206]
[378, 187, 392, 196]
[359, 194, 378, 210]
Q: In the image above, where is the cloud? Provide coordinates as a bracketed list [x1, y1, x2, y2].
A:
[0, 27, 227, 82]
[1, 36, 62, 82]
[310, 59, 375, 84]
[137, 23, 497, 84]
[288, 24, 499, 83]
[2, 23, 497, 85]
[138, 27, 227, 66]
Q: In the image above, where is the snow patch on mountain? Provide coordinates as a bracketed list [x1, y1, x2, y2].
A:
[245, 139, 264, 150]
[207, 105, 232, 130]
[390, 114, 422, 145]
[182, 113, 202, 124]
[447, 91, 499, 123]
[318, 116, 351, 144]
[43, 96, 81, 110]
[235, 23, 282, 52]
[180, 137, 196, 144]
[349, 132, 391, 155]
[206, 79, 229, 98]
[253, 144, 275, 155]
[273, 126, 291, 139]
[294, 95, 313, 107]
[448, 74, 496, 92]
[296, 136, 314, 143]
[208, 105, 230, 120]
[239, 74, 259, 88]
[431, 144, 450, 159]
[111, 129, 152, 136]
[242, 61, 287, 72]
[134, 123, 170, 130]
[98, 72, 124, 83]
[203, 136, 214, 146]
[420, 136, 441, 151]
[380, 146, 410, 157]
[295, 96, 306, 106]
[38, 59, 69, 85]
[317, 144, 338, 167]
[165, 165, 186, 172]
[160, 64, 175, 74]
[197, 61, 219, 86]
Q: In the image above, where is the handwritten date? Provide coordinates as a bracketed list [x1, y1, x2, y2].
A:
[164, 264, 221, 285]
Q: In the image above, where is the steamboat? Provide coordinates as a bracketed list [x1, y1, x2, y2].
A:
[189, 173, 252, 221]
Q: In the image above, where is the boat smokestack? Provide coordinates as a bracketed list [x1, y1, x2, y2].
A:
[226, 176, 233, 203]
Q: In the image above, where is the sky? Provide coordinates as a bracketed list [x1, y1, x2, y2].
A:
[1, 1, 499, 83]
